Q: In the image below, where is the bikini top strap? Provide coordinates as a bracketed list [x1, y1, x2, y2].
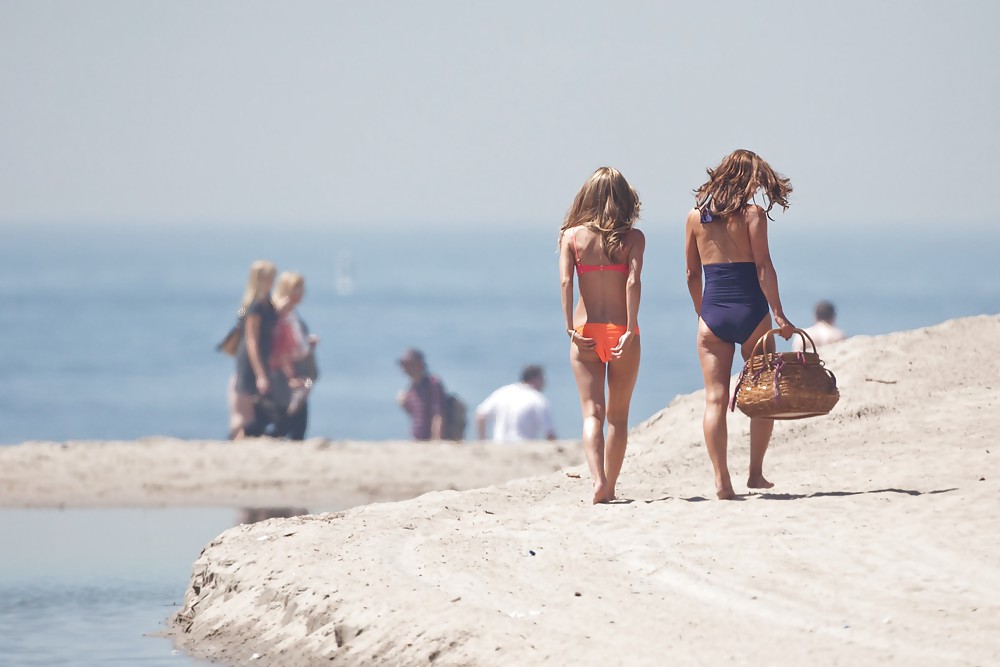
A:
[697, 193, 714, 223]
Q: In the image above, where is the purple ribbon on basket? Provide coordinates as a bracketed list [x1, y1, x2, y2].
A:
[771, 358, 786, 401]
[730, 355, 789, 410]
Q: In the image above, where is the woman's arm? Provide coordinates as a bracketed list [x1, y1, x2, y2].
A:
[747, 206, 794, 339]
[244, 312, 271, 394]
[624, 229, 644, 333]
[685, 209, 703, 316]
[611, 229, 644, 357]
[559, 230, 576, 333]
[560, 230, 594, 349]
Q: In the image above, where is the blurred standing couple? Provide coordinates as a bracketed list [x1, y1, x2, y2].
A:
[223, 262, 320, 440]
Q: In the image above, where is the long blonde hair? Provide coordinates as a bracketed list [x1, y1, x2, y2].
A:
[695, 149, 792, 221]
[560, 167, 641, 262]
[273, 271, 305, 302]
[240, 260, 277, 309]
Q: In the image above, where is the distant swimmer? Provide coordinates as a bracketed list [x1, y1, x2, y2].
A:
[793, 300, 846, 351]
[685, 149, 795, 499]
[559, 167, 644, 504]
[475, 365, 556, 442]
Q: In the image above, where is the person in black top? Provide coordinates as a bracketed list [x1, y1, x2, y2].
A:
[230, 260, 278, 439]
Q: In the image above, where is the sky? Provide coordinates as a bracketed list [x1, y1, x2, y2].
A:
[1, 0, 997, 230]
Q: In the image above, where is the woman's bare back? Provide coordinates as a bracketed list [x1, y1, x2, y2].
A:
[689, 206, 760, 265]
[563, 225, 640, 326]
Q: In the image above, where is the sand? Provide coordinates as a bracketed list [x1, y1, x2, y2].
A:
[6, 315, 1000, 666]
[0, 439, 580, 510]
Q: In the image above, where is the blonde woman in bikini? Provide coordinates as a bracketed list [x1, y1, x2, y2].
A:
[560, 167, 644, 504]
[685, 149, 795, 499]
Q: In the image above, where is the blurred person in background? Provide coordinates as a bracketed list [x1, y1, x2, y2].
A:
[475, 365, 556, 442]
[793, 300, 846, 350]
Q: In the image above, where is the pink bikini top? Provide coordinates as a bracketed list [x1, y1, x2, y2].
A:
[572, 230, 628, 275]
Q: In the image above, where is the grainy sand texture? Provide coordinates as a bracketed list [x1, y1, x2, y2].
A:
[7, 315, 999, 666]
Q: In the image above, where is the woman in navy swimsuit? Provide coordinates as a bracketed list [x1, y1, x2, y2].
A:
[685, 149, 795, 499]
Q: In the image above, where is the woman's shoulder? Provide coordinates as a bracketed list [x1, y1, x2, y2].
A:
[248, 298, 276, 316]
[742, 204, 768, 225]
[625, 227, 646, 243]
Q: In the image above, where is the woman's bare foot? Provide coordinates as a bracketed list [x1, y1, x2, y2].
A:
[715, 471, 736, 499]
[716, 484, 737, 500]
[747, 474, 774, 489]
[593, 481, 611, 504]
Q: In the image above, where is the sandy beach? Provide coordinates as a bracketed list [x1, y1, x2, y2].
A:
[5, 314, 999, 666]
[0, 438, 580, 510]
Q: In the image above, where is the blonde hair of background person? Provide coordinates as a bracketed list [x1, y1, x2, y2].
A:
[241, 260, 277, 310]
[684, 149, 794, 500]
[229, 260, 278, 439]
[559, 166, 645, 504]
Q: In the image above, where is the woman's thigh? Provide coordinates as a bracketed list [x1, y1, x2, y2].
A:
[569, 344, 607, 418]
[740, 314, 775, 362]
[607, 336, 641, 421]
[697, 318, 736, 402]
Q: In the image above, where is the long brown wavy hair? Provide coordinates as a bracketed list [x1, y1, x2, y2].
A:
[695, 149, 792, 221]
[560, 166, 641, 261]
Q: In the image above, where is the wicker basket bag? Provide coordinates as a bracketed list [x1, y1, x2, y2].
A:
[731, 328, 840, 420]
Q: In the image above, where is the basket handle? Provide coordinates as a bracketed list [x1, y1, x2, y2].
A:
[748, 328, 817, 361]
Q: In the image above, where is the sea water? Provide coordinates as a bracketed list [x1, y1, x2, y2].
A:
[3, 223, 997, 445]
[0, 508, 233, 666]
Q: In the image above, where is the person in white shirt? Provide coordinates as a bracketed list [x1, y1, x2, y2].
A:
[793, 300, 847, 351]
[475, 365, 557, 442]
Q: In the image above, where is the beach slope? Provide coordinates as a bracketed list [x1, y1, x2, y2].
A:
[169, 315, 1000, 666]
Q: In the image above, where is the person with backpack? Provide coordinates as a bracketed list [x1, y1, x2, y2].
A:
[396, 348, 465, 441]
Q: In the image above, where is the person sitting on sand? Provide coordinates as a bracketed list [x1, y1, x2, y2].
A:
[685, 149, 796, 499]
[475, 365, 556, 442]
[792, 300, 846, 351]
[559, 167, 644, 504]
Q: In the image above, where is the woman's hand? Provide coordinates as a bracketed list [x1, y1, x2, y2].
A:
[611, 330, 635, 358]
[569, 330, 596, 350]
[774, 314, 795, 340]
[256, 374, 271, 396]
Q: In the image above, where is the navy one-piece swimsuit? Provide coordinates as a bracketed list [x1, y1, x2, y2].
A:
[701, 262, 769, 344]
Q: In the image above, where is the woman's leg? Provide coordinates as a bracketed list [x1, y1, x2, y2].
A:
[605, 335, 641, 501]
[227, 375, 242, 439]
[741, 315, 776, 489]
[232, 393, 257, 440]
[696, 319, 737, 499]
[288, 401, 308, 440]
[570, 343, 609, 504]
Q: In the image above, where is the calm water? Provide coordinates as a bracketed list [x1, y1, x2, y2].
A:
[0, 222, 998, 665]
[2, 223, 997, 445]
[0, 508, 233, 666]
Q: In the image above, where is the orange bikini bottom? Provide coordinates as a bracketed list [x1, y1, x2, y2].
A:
[574, 323, 639, 363]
